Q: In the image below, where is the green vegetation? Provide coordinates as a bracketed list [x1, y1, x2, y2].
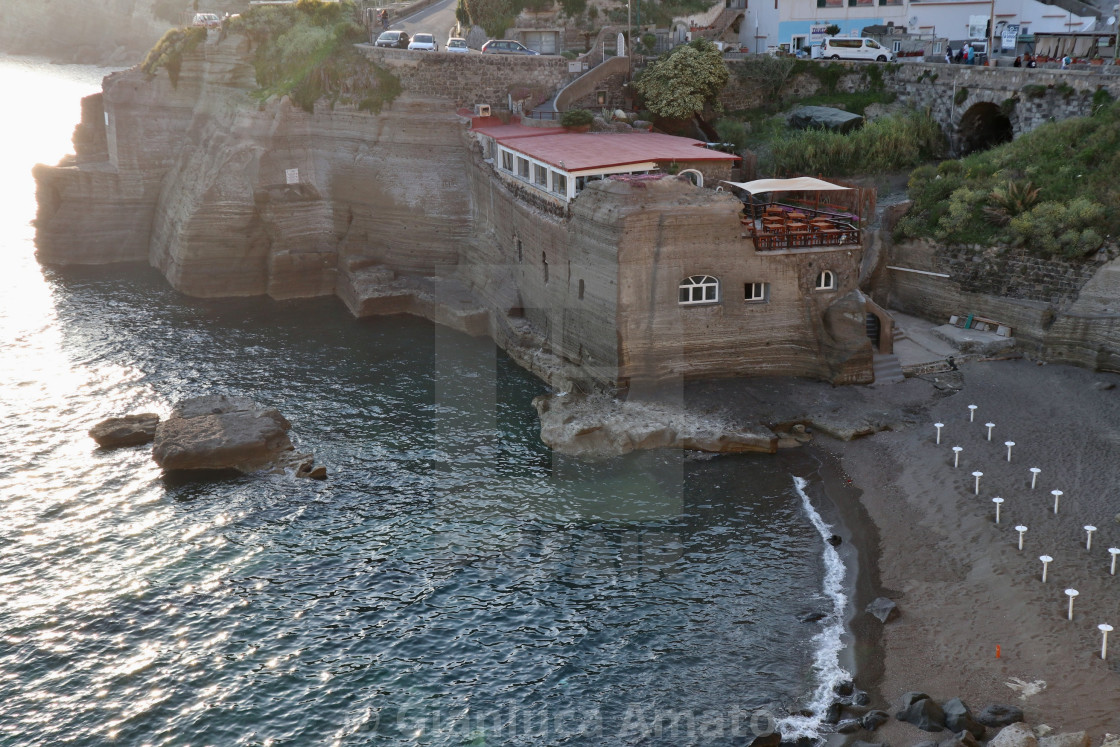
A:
[791, 90, 897, 117]
[141, 27, 207, 87]
[954, 87, 968, 106]
[789, 60, 847, 94]
[1022, 84, 1048, 98]
[226, 0, 399, 113]
[767, 110, 945, 177]
[894, 102, 1120, 257]
[635, 39, 728, 120]
[1092, 88, 1114, 111]
[560, 109, 594, 127]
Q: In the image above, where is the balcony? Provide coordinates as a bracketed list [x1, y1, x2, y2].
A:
[740, 202, 861, 251]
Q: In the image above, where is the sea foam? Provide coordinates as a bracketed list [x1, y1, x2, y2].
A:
[777, 476, 852, 743]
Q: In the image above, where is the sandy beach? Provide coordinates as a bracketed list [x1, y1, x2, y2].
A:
[690, 357, 1120, 744]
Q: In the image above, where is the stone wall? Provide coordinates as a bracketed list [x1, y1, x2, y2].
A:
[879, 239, 1120, 372]
[360, 46, 572, 110]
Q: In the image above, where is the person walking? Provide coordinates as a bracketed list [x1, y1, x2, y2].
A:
[945, 44, 953, 64]
[966, 43, 975, 65]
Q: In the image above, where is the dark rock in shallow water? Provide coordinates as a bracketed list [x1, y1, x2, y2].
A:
[89, 413, 159, 448]
[866, 597, 900, 623]
[834, 680, 854, 697]
[746, 732, 781, 747]
[827, 534, 843, 546]
[896, 694, 945, 732]
[836, 719, 862, 734]
[852, 690, 872, 706]
[799, 610, 828, 623]
[823, 701, 843, 724]
[977, 704, 1024, 728]
[943, 698, 985, 739]
[861, 710, 890, 731]
[900, 692, 932, 707]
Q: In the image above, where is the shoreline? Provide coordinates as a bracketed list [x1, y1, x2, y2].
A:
[689, 359, 1120, 744]
[779, 447, 889, 742]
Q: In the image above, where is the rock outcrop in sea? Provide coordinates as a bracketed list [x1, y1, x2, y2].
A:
[151, 394, 316, 475]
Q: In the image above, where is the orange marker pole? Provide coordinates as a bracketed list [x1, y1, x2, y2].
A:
[996, 645, 1001, 658]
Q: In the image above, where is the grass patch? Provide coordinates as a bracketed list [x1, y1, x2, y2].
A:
[894, 101, 1120, 257]
[227, 0, 399, 113]
[767, 110, 946, 177]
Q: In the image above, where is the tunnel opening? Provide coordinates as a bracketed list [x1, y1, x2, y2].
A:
[958, 102, 1013, 156]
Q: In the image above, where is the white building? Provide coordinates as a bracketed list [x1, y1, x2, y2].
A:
[745, 0, 1097, 56]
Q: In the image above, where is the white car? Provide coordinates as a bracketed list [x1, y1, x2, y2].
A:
[408, 33, 438, 51]
[446, 37, 470, 53]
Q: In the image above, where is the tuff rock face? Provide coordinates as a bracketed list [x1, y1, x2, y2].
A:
[34, 35, 874, 396]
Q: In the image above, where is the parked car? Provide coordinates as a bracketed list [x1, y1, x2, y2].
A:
[446, 37, 470, 53]
[819, 36, 894, 62]
[408, 33, 438, 51]
[481, 40, 540, 55]
[192, 13, 222, 29]
[375, 30, 410, 49]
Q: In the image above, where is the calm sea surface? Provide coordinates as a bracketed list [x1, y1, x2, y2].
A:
[0, 54, 849, 746]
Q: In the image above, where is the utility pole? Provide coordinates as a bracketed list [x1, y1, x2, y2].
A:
[988, 0, 996, 62]
[627, 0, 632, 78]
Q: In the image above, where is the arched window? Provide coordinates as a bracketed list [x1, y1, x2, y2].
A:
[679, 275, 719, 305]
[815, 270, 836, 291]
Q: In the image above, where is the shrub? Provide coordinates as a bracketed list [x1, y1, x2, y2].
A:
[1007, 198, 1107, 256]
[1022, 84, 1047, 98]
[140, 27, 207, 87]
[954, 87, 968, 106]
[713, 118, 749, 152]
[560, 108, 594, 127]
[983, 180, 1039, 226]
[226, 1, 399, 113]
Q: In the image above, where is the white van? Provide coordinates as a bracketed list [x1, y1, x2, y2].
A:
[819, 37, 894, 62]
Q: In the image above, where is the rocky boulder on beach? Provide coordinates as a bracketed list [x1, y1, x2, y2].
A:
[151, 395, 313, 474]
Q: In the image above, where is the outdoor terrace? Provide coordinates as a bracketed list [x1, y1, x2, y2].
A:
[739, 202, 861, 251]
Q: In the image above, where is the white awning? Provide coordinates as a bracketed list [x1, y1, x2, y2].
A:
[720, 177, 852, 194]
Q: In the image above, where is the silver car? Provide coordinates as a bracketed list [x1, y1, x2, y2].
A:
[408, 33, 438, 51]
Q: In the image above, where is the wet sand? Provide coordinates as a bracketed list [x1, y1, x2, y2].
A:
[691, 358, 1120, 743]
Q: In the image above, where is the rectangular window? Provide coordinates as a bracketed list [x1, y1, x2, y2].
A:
[553, 172, 567, 195]
[744, 282, 770, 303]
[534, 164, 548, 187]
[518, 157, 530, 179]
[502, 150, 513, 171]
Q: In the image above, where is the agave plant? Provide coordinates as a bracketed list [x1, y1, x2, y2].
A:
[984, 179, 1040, 226]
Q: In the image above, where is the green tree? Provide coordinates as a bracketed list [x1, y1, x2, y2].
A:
[634, 39, 729, 120]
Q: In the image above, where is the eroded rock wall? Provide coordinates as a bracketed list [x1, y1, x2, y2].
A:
[881, 239, 1120, 372]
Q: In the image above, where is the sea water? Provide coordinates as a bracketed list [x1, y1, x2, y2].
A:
[0, 54, 851, 746]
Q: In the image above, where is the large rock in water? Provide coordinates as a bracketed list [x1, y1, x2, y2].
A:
[788, 106, 864, 133]
[152, 395, 303, 472]
[89, 413, 160, 448]
[988, 723, 1038, 747]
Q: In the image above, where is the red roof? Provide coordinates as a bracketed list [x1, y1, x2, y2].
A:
[473, 123, 738, 172]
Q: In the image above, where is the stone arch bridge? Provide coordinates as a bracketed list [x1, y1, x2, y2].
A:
[878, 63, 1120, 156]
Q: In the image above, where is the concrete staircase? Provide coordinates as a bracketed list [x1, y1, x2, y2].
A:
[872, 353, 906, 385]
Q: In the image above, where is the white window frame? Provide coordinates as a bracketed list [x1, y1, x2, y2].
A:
[679, 275, 720, 305]
[517, 157, 530, 179]
[815, 270, 836, 291]
[502, 149, 513, 171]
[744, 282, 770, 303]
[534, 163, 549, 187]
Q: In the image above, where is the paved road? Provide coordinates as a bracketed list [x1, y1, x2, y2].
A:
[389, 0, 463, 47]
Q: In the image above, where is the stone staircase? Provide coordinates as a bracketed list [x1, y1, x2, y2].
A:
[872, 352, 905, 385]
